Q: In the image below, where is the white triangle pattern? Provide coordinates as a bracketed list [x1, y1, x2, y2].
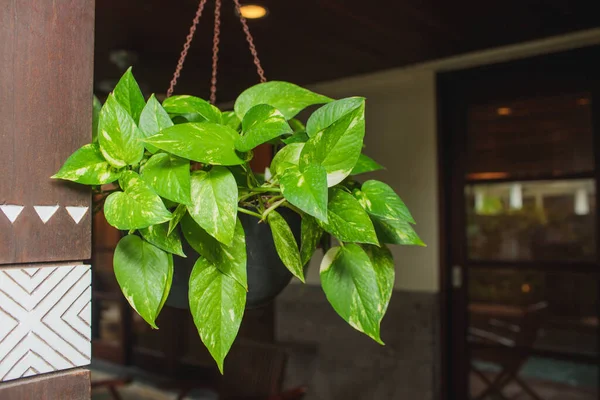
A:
[33, 205, 60, 224]
[65, 206, 88, 224]
[0, 205, 24, 223]
[0, 264, 91, 382]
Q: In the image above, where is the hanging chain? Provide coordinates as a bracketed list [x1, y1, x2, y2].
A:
[232, 0, 267, 83]
[209, 0, 222, 104]
[167, 0, 267, 99]
[167, 0, 209, 98]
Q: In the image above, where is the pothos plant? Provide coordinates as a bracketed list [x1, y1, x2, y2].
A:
[53, 68, 424, 372]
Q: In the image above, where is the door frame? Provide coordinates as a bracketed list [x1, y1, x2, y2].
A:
[437, 45, 600, 400]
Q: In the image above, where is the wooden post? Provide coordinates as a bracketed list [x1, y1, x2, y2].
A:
[0, 0, 95, 398]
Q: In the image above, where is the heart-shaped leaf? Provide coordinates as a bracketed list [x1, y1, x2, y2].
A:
[234, 81, 332, 120]
[362, 244, 394, 317]
[270, 143, 304, 178]
[181, 215, 247, 290]
[300, 215, 323, 266]
[306, 96, 364, 137]
[280, 163, 328, 222]
[139, 222, 186, 257]
[300, 100, 365, 186]
[143, 122, 244, 166]
[222, 111, 241, 131]
[162, 95, 222, 124]
[104, 171, 172, 230]
[189, 256, 245, 373]
[168, 203, 187, 236]
[351, 153, 384, 175]
[371, 217, 425, 246]
[187, 167, 238, 245]
[267, 211, 304, 282]
[235, 104, 292, 152]
[52, 143, 120, 185]
[319, 189, 378, 245]
[320, 244, 383, 343]
[98, 94, 145, 168]
[141, 153, 191, 205]
[139, 94, 174, 154]
[357, 180, 415, 224]
[112, 67, 146, 123]
[114, 235, 173, 328]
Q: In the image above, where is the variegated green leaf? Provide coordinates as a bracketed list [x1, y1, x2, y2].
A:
[320, 244, 383, 343]
[189, 256, 245, 373]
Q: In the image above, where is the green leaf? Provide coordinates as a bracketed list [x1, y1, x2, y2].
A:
[270, 143, 304, 177]
[282, 131, 309, 145]
[351, 153, 384, 175]
[140, 222, 186, 257]
[181, 214, 247, 289]
[143, 122, 244, 166]
[300, 215, 323, 266]
[234, 81, 332, 120]
[362, 244, 394, 317]
[235, 104, 292, 152]
[187, 167, 238, 245]
[98, 95, 145, 168]
[306, 97, 364, 137]
[140, 153, 191, 205]
[319, 189, 378, 245]
[300, 101, 365, 186]
[371, 217, 425, 246]
[222, 111, 241, 131]
[280, 163, 328, 222]
[114, 235, 173, 328]
[52, 143, 120, 185]
[139, 94, 174, 154]
[104, 171, 173, 230]
[357, 180, 415, 224]
[92, 95, 102, 143]
[288, 118, 305, 132]
[267, 211, 304, 282]
[189, 256, 245, 373]
[162, 95, 222, 124]
[168, 203, 187, 235]
[320, 244, 383, 343]
[112, 67, 146, 124]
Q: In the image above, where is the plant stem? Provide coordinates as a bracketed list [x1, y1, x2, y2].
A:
[261, 198, 287, 220]
[252, 186, 281, 193]
[238, 207, 262, 219]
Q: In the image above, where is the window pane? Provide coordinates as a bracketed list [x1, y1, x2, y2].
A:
[466, 93, 594, 178]
[469, 268, 598, 399]
[466, 179, 596, 261]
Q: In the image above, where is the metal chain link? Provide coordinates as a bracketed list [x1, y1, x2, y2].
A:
[209, 0, 222, 104]
[166, 0, 209, 98]
[232, 0, 267, 83]
[168, 0, 267, 100]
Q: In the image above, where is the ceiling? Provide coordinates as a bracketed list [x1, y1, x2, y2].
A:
[95, 0, 599, 102]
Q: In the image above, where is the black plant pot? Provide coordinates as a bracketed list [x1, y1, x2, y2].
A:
[165, 208, 301, 310]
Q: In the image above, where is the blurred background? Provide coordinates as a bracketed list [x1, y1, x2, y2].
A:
[89, 1, 600, 399]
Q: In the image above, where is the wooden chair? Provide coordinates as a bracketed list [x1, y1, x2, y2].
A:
[469, 301, 549, 400]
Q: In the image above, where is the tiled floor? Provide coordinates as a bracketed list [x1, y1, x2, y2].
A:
[470, 372, 598, 400]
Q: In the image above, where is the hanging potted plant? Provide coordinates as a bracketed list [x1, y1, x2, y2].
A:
[52, 0, 424, 373]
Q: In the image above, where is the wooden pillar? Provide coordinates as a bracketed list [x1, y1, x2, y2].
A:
[0, 0, 95, 398]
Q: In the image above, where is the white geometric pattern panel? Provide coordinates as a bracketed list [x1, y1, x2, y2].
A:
[0, 264, 91, 382]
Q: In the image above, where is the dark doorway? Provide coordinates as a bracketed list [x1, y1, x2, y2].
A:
[439, 46, 600, 400]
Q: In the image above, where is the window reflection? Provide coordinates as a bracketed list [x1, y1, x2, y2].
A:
[466, 179, 596, 261]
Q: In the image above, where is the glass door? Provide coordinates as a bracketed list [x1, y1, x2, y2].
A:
[440, 46, 600, 400]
